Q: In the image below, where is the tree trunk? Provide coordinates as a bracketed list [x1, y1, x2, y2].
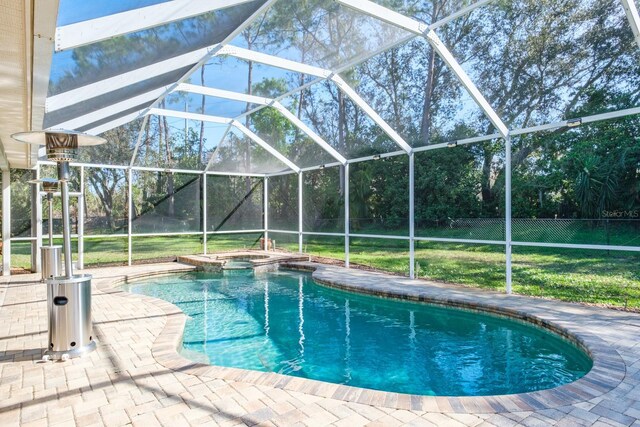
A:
[480, 145, 494, 207]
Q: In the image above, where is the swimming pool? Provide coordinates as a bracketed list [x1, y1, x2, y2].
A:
[125, 269, 592, 396]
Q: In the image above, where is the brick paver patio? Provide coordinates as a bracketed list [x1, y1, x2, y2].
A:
[1, 260, 639, 426]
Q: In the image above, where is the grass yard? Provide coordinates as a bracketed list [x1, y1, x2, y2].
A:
[9, 233, 263, 268]
[8, 231, 640, 309]
[280, 236, 640, 309]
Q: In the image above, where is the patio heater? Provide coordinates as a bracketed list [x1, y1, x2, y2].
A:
[12, 130, 106, 359]
[28, 177, 62, 280]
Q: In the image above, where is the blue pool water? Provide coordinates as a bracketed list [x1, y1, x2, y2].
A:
[125, 269, 592, 396]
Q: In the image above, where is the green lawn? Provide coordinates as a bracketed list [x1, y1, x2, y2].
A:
[9, 232, 640, 310]
[9, 234, 262, 268]
[277, 236, 640, 310]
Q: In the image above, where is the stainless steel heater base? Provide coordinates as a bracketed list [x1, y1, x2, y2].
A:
[45, 274, 96, 360]
[41, 245, 62, 281]
[44, 341, 96, 360]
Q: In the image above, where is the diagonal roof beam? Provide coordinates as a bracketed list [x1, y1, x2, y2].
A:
[270, 102, 348, 165]
[335, 0, 509, 138]
[228, 1, 490, 123]
[55, 0, 256, 52]
[424, 31, 508, 137]
[218, 45, 332, 78]
[85, 110, 144, 136]
[331, 75, 413, 153]
[147, 108, 299, 172]
[49, 0, 487, 142]
[232, 121, 301, 173]
[175, 83, 347, 165]
[175, 83, 272, 105]
[48, 87, 168, 131]
[55, 0, 490, 148]
[46, 45, 220, 112]
[212, 46, 413, 153]
[147, 108, 233, 124]
[621, 0, 640, 49]
[204, 124, 233, 172]
[130, 116, 150, 167]
[141, 0, 280, 125]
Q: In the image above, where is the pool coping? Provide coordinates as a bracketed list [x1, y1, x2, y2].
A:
[95, 261, 627, 415]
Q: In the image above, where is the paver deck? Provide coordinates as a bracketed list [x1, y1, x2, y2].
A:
[1, 260, 639, 426]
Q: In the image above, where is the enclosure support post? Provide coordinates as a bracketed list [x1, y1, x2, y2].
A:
[32, 168, 42, 273]
[77, 166, 84, 270]
[505, 135, 512, 294]
[264, 177, 269, 251]
[127, 168, 133, 266]
[344, 163, 350, 268]
[298, 172, 303, 253]
[409, 153, 415, 279]
[2, 170, 10, 275]
[202, 172, 207, 255]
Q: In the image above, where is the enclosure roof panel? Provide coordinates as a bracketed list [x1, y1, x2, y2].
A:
[43, 0, 267, 134]
[2, 0, 639, 172]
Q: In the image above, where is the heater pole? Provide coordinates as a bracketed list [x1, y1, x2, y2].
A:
[47, 193, 54, 246]
[58, 162, 73, 279]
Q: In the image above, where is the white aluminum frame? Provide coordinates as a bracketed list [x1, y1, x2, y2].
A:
[621, 0, 640, 49]
[139, 0, 280, 127]
[129, 116, 150, 167]
[271, 102, 348, 165]
[231, 121, 301, 173]
[505, 135, 512, 294]
[148, 105, 301, 174]
[174, 84, 347, 164]
[218, 45, 332, 78]
[46, 45, 220, 113]
[128, 167, 133, 265]
[175, 83, 272, 106]
[335, 0, 509, 138]
[409, 153, 415, 278]
[55, 0, 255, 51]
[298, 172, 303, 252]
[260, 105, 640, 178]
[204, 125, 233, 173]
[205, 229, 265, 235]
[203, 171, 208, 255]
[345, 163, 350, 268]
[50, 88, 167, 131]
[210, 45, 415, 154]
[263, 176, 269, 251]
[230, 1, 490, 124]
[331, 75, 413, 153]
[4, 0, 636, 300]
[147, 108, 233, 125]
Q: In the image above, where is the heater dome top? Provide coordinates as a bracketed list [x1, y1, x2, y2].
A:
[11, 130, 106, 162]
[11, 130, 106, 146]
[28, 177, 60, 192]
[28, 177, 59, 183]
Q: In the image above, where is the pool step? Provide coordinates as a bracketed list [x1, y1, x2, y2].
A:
[178, 251, 309, 272]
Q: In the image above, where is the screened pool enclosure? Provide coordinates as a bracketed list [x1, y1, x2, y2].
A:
[2, 0, 640, 305]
